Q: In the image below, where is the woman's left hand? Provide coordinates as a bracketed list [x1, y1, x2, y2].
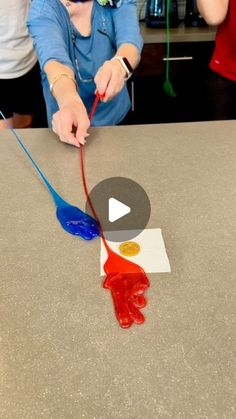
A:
[94, 59, 126, 103]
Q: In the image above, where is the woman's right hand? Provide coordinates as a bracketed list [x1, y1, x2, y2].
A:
[52, 95, 90, 147]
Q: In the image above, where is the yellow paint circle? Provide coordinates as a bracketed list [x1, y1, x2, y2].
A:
[119, 241, 141, 257]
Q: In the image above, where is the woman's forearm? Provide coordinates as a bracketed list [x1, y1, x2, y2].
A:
[197, 0, 229, 25]
[44, 60, 83, 108]
[45, 60, 89, 146]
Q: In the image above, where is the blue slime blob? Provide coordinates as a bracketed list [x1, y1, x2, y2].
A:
[55, 198, 100, 240]
[0, 110, 100, 240]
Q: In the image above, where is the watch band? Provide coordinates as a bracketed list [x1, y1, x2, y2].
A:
[112, 56, 133, 81]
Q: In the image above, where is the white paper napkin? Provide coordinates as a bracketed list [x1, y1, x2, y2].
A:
[100, 228, 171, 276]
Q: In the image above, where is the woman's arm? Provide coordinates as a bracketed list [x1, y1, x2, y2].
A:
[94, 0, 143, 102]
[28, 1, 89, 146]
[45, 61, 89, 146]
[197, 0, 229, 25]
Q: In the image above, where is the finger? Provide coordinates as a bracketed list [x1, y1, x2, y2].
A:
[52, 118, 80, 147]
[131, 274, 150, 295]
[139, 270, 150, 288]
[59, 118, 84, 147]
[60, 130, 81, 147]
[132, 294, 147, 309]
[73, 117, 90, 145]
[52, 114, 60, 134]
[58, 121, 80, 147]
[61, 134, 81, 148]
[103, 71, 123, 102]
[52, 119, 77, 146]
[51, 119, 58, 135]
[75, 126, 89, 145]
[94, 63, 111, 98]
[111, 291, 133, 328]
[127, 301, 145, 325]
[52, 113, 78, 146]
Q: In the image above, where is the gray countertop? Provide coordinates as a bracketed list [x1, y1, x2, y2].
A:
[0, 121, 236, 418]
[140, 22, 216, 43]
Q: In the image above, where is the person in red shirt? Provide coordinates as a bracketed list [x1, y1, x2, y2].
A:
[197, 0, 236, 120]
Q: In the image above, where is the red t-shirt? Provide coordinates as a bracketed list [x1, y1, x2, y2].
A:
[210, 0, 236, 81]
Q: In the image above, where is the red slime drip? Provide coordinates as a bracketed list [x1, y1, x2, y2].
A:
[80, 93, 150, 328]
[103, 251, 150, 328]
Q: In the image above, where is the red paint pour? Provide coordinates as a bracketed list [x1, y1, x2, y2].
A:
[80, 93, 150, 328]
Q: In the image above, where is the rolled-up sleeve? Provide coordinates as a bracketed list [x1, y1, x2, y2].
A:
[111, 0, 143, 54]
[27, 0, 73, 71]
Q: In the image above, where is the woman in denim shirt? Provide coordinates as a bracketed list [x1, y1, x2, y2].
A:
[28, 0, 143, 146]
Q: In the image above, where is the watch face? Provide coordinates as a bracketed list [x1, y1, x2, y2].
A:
[122, 57, 133, 74]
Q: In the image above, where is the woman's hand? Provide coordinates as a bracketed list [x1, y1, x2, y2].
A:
[94, 59, 126, 103]
[52, 95, 90, 147]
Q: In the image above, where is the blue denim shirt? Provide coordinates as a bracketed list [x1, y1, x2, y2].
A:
[27, 0, 143, 126]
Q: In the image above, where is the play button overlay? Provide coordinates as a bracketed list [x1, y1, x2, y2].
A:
[85, 177, 151, 242]
[109, 198, 131, 222]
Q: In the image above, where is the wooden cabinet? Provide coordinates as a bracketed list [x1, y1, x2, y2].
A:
[127, 41, 215, 124]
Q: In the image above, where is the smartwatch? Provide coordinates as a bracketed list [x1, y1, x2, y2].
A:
[112, 56, 133, 81]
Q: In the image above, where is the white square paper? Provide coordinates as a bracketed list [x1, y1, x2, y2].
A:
[100, 228, 171, 276]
